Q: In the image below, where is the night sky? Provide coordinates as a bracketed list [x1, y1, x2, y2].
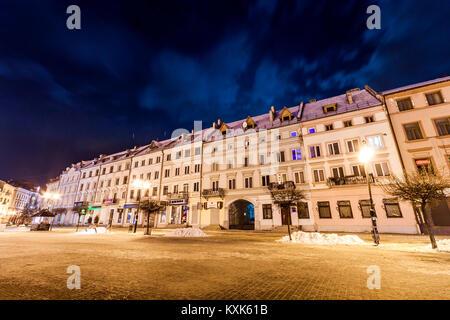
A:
[0, 0, 449, 186]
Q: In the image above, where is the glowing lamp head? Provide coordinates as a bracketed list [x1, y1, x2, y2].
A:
[359, 146, 374, 164]
[43, 192, 51, 199]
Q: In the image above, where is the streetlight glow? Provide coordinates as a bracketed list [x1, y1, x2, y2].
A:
[359, 146, 374, 164]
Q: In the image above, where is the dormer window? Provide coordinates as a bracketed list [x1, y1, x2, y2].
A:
[244, 116, 256, 130]
[219, 122, 229, 135]
[323, 103, 337, 113]
[280, 107, 294, 122]
[325, 124, 334, 131]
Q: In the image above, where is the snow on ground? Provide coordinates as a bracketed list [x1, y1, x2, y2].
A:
[277, 231, 366, 245]
[393, 239, 450, 253]
[166, 228, 208, 237]
[74, 227, 112, 235]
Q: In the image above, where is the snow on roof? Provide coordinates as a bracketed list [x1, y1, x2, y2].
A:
[382, 76, 450, 95]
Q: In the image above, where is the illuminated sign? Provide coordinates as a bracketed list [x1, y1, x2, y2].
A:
[169, 199, 188, 205]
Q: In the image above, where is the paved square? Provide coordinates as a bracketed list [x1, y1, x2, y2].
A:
[0, 228, 448, 299]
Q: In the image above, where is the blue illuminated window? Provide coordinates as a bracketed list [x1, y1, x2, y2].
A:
[292, 148, 302, 160]
[290, 132, 297, 137]
[309, 128, 315, 134]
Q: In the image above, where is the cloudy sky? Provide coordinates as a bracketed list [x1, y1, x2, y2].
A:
[0, 0, 449, 186]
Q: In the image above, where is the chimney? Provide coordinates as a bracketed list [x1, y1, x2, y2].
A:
[346, 92, 354, 104]
[269, 106, 276, 123]
[213, 121, 217, 129]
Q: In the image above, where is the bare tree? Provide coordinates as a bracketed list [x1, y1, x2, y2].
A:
[380, 171, 450, 249]
[268, 181, 306, 240]
[139, 200, 167, 235]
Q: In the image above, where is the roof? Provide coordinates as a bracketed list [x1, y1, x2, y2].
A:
[382, 76, 450, 95]
[200, 88, 381, 143]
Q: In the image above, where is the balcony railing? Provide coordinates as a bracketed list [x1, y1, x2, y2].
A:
[268, 181, 296, 191]
[202, 188, 225, 199]
[328, 174, 375, 187]
[167, 192, 189, 200]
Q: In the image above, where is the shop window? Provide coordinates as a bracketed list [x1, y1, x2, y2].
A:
[338, 200, 353, 218]
[262, 204, 273, 219]
[297, 202, 309, 219]
[318, 201, 331, 218]
[415, 158, 434, 174]
[359, 200, 372, 218]
[383, 198, 402, 218]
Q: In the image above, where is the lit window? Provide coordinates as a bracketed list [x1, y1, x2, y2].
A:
[290, 131, 297, 137]
[309, 128, 315, 134]
[292, 148, 302, 160]
[367, 136, 383, 148]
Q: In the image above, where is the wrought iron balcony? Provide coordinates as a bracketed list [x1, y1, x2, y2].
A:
[328, 174, 374, 187]
[268, 181, 296, 191]
[202, 188, 225, 199]
[167, 192, 189, 200]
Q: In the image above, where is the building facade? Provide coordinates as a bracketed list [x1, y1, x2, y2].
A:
[44, 77, 450, 234]
[383, 76, 450, 232]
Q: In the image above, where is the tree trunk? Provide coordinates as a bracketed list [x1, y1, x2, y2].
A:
[421, 203, 438, 249]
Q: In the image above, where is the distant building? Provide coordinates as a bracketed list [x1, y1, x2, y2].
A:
[0, 180, 41, 223]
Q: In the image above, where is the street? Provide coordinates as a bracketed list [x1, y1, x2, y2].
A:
[0, 228, 449, 299]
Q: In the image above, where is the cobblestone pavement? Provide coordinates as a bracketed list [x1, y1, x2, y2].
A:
[0, 228, 448, 299]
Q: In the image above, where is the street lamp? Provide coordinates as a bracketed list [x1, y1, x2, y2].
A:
[43, 192, 60, 230]
[359, 146, 380, 245]
[132, 179, 151, 233]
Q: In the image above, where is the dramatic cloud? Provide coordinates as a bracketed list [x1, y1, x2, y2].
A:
[0, 0, 448, 185]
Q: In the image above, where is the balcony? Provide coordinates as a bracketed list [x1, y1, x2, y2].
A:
[167, 192, 189, 200]
[328, 174, 374, 187]
[268, 181, 296, 191]
[202, 188, 225, 199]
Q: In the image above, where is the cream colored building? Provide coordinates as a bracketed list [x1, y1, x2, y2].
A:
[0, 180, 16, 223]
[45, 79, 450, 234]
[383, 76, 450, 231]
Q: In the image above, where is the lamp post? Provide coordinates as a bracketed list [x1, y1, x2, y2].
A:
[359, 146, 380, 245]
[132, 179, 151, 233]
[43, 192, 60, 231]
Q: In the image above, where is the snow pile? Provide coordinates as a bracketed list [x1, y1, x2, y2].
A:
[166, 228, 208, 237]
[277, 231, 366, 245]
[436, 239, 450, 252]
[75, 227, 112, 235]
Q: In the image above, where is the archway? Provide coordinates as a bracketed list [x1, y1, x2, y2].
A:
[228, 199, 255, 230]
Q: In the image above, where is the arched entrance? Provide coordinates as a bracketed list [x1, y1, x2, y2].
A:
[228, 200, 255, 230]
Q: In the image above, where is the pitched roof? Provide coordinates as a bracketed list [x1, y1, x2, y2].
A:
[382, 76, 450, 95]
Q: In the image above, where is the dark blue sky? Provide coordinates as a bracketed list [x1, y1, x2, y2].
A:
[0, 0, 449, 186]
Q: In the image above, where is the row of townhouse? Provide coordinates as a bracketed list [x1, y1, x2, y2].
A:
[46, 76, 450, 234]
[0, 180, 41, 223]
